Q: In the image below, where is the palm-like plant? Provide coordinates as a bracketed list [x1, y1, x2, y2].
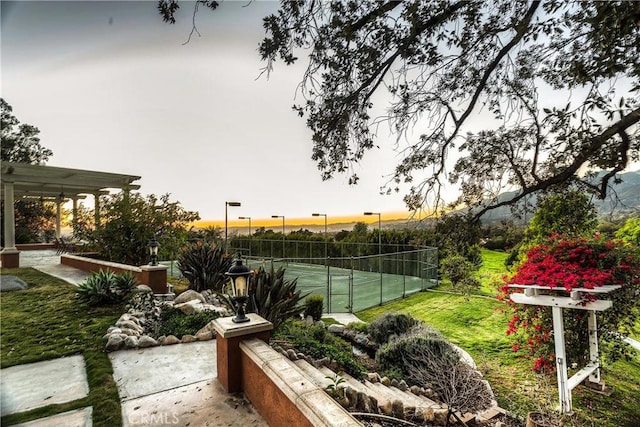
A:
[76, 270, 138, 306]
[246, 266, 308, 331]
[177, 242, 233, 292]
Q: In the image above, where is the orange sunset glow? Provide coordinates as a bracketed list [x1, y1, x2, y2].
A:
[194, 210, 418, 230]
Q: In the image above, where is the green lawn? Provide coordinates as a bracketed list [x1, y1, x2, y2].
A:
[357, 249, 640, 426]
[1, 268, 122, 426]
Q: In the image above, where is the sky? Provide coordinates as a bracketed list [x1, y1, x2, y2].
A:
[1, 0, 416, 228]
[2, 1, 637, 230]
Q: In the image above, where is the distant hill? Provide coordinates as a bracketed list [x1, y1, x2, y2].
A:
[478, 170, 640, 225]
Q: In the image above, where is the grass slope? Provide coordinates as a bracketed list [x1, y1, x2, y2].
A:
[358, 249, 640, 426]
[1, 268, 122, 426]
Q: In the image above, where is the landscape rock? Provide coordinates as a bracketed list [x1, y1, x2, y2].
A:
[381, 376, 391, 386]
[367, 372, 381, 383]
[196, 321, 216, 336]
[175, 300, 204, 315]
[119, 327, 140, 337]
[115, 320, 143, 333]
[105, 335, 124, 352]
[316, 357, 331, 367]
[0, 276, 28, 292]
[138, 335, 159, 348]
[286, 349, 298, 360]
[162, 335, 180, 345]
[391, 400, 404, 419]
[135, 285, 153, 293]
[195, 331, 213, 341]
[305, 315, 315, 325]
[328, 324, 345, 334]
[124, 336, 139, 349]
[314, 320, 325, 328]
[174, 289, 206, 304]
[182, 334, 197, 343]
[397, 380, 408, 391]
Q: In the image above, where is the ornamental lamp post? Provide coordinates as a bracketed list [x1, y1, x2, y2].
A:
[225, 253, 252, 323]
[148, 235, 159, 266]
[225, 201, 241, 253]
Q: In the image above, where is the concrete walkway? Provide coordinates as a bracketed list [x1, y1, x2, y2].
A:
[1, 251, 266, 426]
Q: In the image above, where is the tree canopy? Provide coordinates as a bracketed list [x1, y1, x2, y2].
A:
[160, 1, 640, 218]
[1, 98, 56, 244]
[1, 98, 51, 164]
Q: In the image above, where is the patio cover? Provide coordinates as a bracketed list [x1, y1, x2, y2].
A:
[1, 161, 140, 201]
[1, 161, 141, 267]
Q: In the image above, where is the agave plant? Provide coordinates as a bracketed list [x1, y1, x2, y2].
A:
[177, 241, 233, 292]
[76, 270, 138, 306]
[245, 266, 308, 331]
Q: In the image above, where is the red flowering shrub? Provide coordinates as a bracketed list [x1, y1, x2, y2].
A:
[499, 236, 640, 371]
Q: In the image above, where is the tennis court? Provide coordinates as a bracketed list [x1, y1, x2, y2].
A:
[244, 248, 438, 313]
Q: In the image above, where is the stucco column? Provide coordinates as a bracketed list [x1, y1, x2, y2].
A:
[72, 197, 79, 231]
[1, 179, 20, 267]
[55, 199, 62, 239]
[2, 179, 16, 249]
[211, 314, 273, 393]
[93, 192, 101, 229]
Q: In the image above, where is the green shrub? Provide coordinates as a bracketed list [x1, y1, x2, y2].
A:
[158, 306, 221, 338]
[375, 324, 451, 378]
[304, 294, 324, 321]
[76, 270, 137, 306]
[346, 321, 369, 334]
[177, 242, 233, 292]
[246, 266, 308, 331]
[368, 312, 418, 345]
[276, 320, 365, 379]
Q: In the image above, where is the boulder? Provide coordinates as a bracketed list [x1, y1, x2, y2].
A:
[195, 331, 213, 341]
[286, 349, 298, 360]
[105, 335, 124, 352]
[182, 334, 197, 343]
[175, 300, 203, 315]
[124, 336, 139, 349]
[315, 320, 326, 328]
[115, 320, 143, 333]
[138, 335, 159, 348]
[328, 324, 345, 334]
[367, 372, 381, 383]
[0, 276, 28, 292]
[174, 289, 206, 304]
[196, 321, 216, 336]
[135, 285, 153, 293]
[162, 335, 180, 345]
[381, 376, 391, 386]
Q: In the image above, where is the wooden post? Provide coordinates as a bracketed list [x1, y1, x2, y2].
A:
[587, 310, 600, 383]
[552, 306, 571, 413]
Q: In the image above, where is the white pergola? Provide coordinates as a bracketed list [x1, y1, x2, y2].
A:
[509, 283, 618, 414]
[1, 161, 141, 266]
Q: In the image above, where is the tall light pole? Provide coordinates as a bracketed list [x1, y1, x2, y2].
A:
[312, 213, 328, 262]
[364, 211, 382, 305]
[225, 201, 241, 253]
[239, 216, 252, 259]
[271, 215, 285, 259]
